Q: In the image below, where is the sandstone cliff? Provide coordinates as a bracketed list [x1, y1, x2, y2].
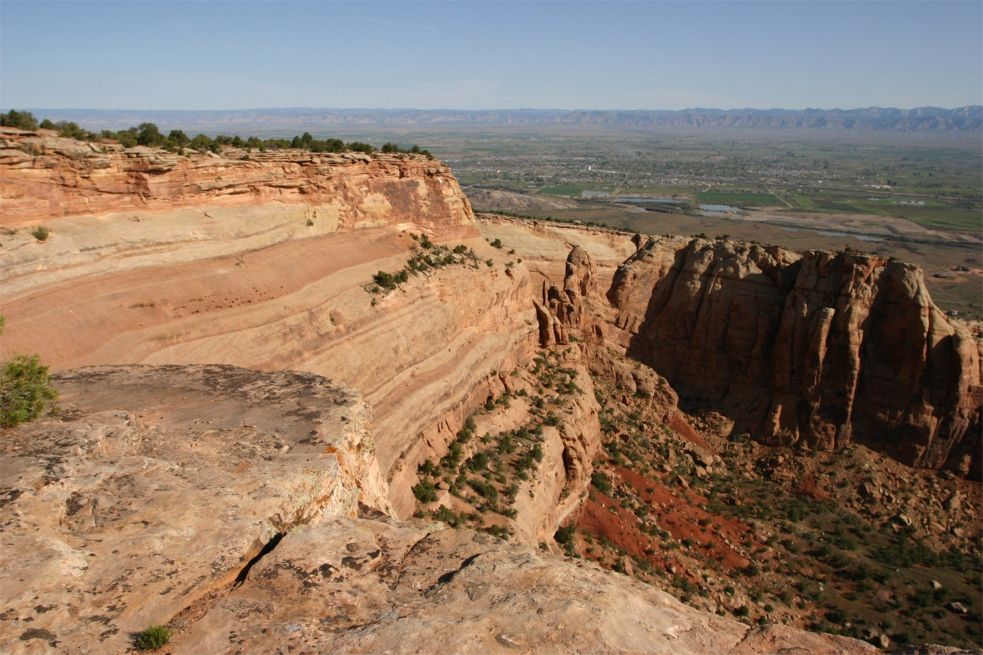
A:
[0, 126, 473, 228]
[0, 365, 878, 655]
[2, 135, 979, 653]
[0, 133, 537, 520]
[607, 236, 983, 477]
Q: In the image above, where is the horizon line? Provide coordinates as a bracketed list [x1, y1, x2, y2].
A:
[10, 105, 983, 113]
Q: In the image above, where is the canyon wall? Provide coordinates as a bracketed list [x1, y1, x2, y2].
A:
[1, 132, 977, 653]
[607, 236, 982, 477]
[0, 365, 876, 655]
[0, 132, 539, 521]
[0, 126, 472, 228]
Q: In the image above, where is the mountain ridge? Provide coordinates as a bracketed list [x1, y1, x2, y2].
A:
[15, 105, 983, 133]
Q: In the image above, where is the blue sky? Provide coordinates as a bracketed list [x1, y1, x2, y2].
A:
[1, 1, 980, 110]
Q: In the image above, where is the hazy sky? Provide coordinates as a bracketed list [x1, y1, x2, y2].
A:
[2, 0, 981, 110]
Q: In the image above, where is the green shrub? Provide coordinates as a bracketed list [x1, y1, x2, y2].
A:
[372, 269, 408, 291]
[483, 525, 511, 540]
[469, 478, 498, 501]
[432, 505, 462, 527]
[417, 459, 437, 476]
[0, 354, 58, 428]
[497, 433, 515, 454]
[490, 238, 503, 249]
[0, 110, 38, 130]
[466, 452, 489, 471]
[555, 524, 575, 545]
[412, 480, 438, 503]
[591, 471, 612, 494]
[31, 226, 49, 241]
[133, 625, 172, 650]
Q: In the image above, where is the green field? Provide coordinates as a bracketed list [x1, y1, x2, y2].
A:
[885, 205, 982, 232]
[782, 193, 982, 232]
[538, 184, 588, 196]
[697, 191, 781, 207]
[414, 126, 981, 234]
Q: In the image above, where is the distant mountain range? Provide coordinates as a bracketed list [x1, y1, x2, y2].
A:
[21, 106, 983, 134]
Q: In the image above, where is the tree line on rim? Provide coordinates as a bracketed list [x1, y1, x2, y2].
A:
[0, 110, 433, 158]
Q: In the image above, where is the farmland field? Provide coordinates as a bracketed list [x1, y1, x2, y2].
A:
[697, 191, 781, 206]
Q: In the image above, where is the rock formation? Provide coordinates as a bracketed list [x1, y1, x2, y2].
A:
[607, 236, 982, 477]
[534, 245, 603, 346]
[1, 135, 980, 654]
[0, 132, 538, 522]
[0, 365, 388, 654]
[0, 364, 878, 655]
[0, 127, 473, 228]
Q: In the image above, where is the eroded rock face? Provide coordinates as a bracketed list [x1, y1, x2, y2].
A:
[0, 134, 537, 520]
[535, 245, 604, 346]
[176, 518, 878, 655]
[609, 237, 983, 476]
[0, 127, 473, 229]
[0, 365, 389, 655]
[169, 520, 877, 655]
[0, 364, 881, 655]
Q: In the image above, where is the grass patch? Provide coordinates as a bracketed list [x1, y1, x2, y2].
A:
[133, 625, 172, 650]
[538, 184, 586, 197]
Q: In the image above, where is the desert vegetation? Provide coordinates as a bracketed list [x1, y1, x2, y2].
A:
[411, 348, 588, 541]
[0, 317, 58, 428]
[366, 234, 482, 295]
[0, 110, 433, 158]
[547, 348, 982, 650]
[132, 625, 172, 650]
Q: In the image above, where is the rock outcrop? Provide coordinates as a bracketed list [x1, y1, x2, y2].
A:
[534, 245, 604, 346]
[608, 237, 983, 476]
[176, 516, 878, 655]
[0, 127, 473, 228]
[0, 365, 878, 655]
[1, 135, 538, 519]
[0, 365, 389, 654]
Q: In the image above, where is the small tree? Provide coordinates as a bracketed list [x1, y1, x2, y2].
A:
[412, 480, 437, 503]
[189, 134, 212, 152]
[136, 122, 164, 147]
[168, 129, 190, 147]
[0, 354, 58, 427]
[0, 110, 38, 130]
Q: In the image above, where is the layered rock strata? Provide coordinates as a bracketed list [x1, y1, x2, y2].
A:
[607, 236, 982, 476]
[0, 365, 879, 655]
[0, 134, 538, 518]
[0, 127, 473, 227]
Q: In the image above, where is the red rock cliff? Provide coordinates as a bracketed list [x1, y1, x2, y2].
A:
[0, 127, 473, 229]
[608, 237, 982, 477]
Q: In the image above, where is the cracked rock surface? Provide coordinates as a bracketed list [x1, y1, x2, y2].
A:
[0, 364, 388, 654]
[176, 516, 878, 655]
[0, 364, 881, 655]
